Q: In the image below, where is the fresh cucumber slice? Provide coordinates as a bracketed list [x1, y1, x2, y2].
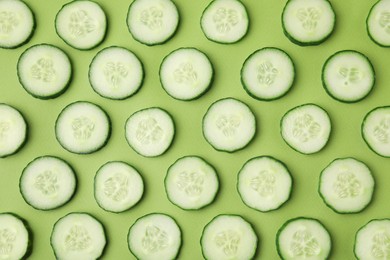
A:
[125, 107, 175, 157]
[0, 213, 32, 260]
[128, 213, 182, 259]
[362, 106, 390, 157]
[127, 0, 179, 46]
[20, 156, 77, 211]
[319, 158, 375, 214]
[0, 0, 35, 49]
[237, 156, 292, 212]
[281, 104, 331, 154]
[159, 48, 214, 101]
[354, 219, 390, 260]
[201, 0, 249, 44]
[55, 101, 111, 154]
[94, 161, 144, 213]
[50, 212, 106, 260]
[201, 214, 258, 260]
[277, 217, 332, 260]
[165, 156, 219, 210]
[322, 50, 375, 103]
[202, 98, 256, 152]
[282, 0, 336, 46]
[367, 0, 390, 47]
[17, 44, 72, 99]
[0, 103, 27, 158]
[241, 47, 295, 101]
[55, 0, 107, 50]
[89, 46, 144, 100]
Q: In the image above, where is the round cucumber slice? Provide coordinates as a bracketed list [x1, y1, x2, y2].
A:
[367, 0, 390, 47]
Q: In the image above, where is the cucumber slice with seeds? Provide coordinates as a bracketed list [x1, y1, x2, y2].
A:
[281, 104, 331, 154]
[362, 106, 390, 157]
[282, 0, 336, 46]
[17, 44, 72, 99]
[319, 158, 375, 214]
[20, 156, 77, 211]
[159, 48, 214, 101]
[89, 46, 144, 100]
[201, 0, 249, 44]
[0, 0, 35, 49]
[55, 0, 107, 50]
[322, 50, 375, 103]
[127, 0, 179, 46]
[367, 0, 390, 47]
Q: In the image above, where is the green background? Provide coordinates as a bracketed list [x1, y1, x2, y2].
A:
[0, 0, 389, 259]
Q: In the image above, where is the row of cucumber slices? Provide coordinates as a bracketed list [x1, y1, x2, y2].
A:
[2, 211, 389, 259]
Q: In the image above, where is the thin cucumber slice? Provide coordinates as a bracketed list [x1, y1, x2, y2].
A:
[128, 213, 182, 259]
[282, 0, 336, 46]
[201, 0, 249, 44]
[277, 217, 332, 260]
[362, 106, 390, 157]
[0, 0, 35, 49]
[159, 48, 214, 101]
[367, 0, 390, 47]
[237, 156, 293, 212]
[50, 212, 106, 260]
[125, 107, 175, 157]
[354, 219, 390, 260]
[0, 213, 32, 260]
[0, 103, 27, 158]
[202, 98, 256, 152]
[165, 156, 219, 210]
[201, 214, 258, 260]
[94, 161, 144, 213]
[127, 0, 179, 46]
[322, 50, 375, 103]
[319, 158, 375, 214]
[281, 104, 331, 154]
[20, 156, 77, 211]
[241, 47, 295, 101]
[17, 44, 72, 99]
[55, 101, 111, 154]
[55, 0, 107, 50]
[89, 46, 144, 100]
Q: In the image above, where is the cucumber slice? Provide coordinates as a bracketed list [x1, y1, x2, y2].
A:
[367, 0, 390, 47]
[322, 50, 375, 103]
[50, 212, 106, 260]
[128, 213, 182, 259]
[165, 156, 219, 210]
[319, 158, 375, 214]
[20, 156, 77, 211]
[354, 219, 390, 260]
[201, 0, 249, 44]
[0, 213, 32, 260]
[237, 156, 293, 212]
[281, 104, 331, 154]
[0, 104, 27, 158]
[94, 161, 144, 213]
[126, 0, 179, 46]
[159, 48, 214, 101]
[202, 98, 256, 152]
[276, 217, 332, 260]
[55, 101, 111, 154]
[282, 0, 336, 46]
[17, 44, 72, 99]
[89, 46, 144, 100]
[0, 0, 35, 49]
[55, 0, 107, 50]
[362, 106, 390, 157]
[201, 214, 258, 260]
[125, 107, 175, 157]
[241, 47, 295, 101]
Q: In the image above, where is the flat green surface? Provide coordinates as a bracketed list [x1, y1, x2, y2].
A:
[0, 0, 389, 259]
